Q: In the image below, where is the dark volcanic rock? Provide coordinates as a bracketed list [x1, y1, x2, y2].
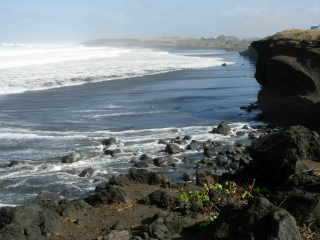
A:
[239, 45, 258, 62]
[128, 168, 167, 185]
[250, 126, 320, 185]
[251, 29, 320, 127]
[165, 143, 184, 155]
[101, 137, 117, 147]
[104, 148, 121, 157]
[61, 152, 81, 164]
[109, 168, 167, 186]
[203, 141, 224, 158]
[210, 121, 231, 135]
[272, 189, 320, 228]
[147, 190, 176, 209]
[85, 184, 128, 205]
[0, 205, 62, 240]
[79, 167, 95, 177]
[133, 161, 149, 168]
[186, 140, 203, 151]
[212, 197, 302, 240]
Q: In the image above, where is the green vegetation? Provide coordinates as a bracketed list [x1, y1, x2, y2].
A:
[178, 181, 265, 222]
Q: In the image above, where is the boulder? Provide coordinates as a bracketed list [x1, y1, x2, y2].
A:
[79, 167, 95, 178]
[250, 126, 320, 185]
[147, 190, 176, 209]
[133, 161, 149, 168]
[212, 197, 302, 240]
[104, 149, 121, 157]
[165, 143, 184, 155]
[210, 122, 231, 135]
[251, 29, 320, 127]
[85, 184, 128, 206]
[139, 154, 153, 162]
[0, 205, 63, 240]
[101, 137, 117, 147]
[61, 152, 81, 164]
[186, 140, 203, 151]
[203, 141, 224, 158]
[127, 168, 167, 185]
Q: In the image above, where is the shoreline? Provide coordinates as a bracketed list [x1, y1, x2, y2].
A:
[1, 122, 320, 239]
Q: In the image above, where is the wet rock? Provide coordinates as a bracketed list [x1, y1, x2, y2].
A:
[61, 152, 81, 164]
[7, 161, 19, 168]
[158, 139, 169, 145]
[133, 161, 149, 168]
[210, 121, 231, 135]
[183, 135, 192, 141]
[240, 102, 259, 112]
[104, 149, 121, 157]
[153, 157, 168, 167]
[79, 167, 95, 178]
[85, 184, 128, 206]
[203, 141, 224, 158]
[165, 143, 184, 155]
[171, 136, 188, 145]
[250, 126, 320, 185]
[139, 154, 153, 162]
[212, 197, 302, 240]
[186, 140, 203, 151]
[101, 137, 117, 148]
[153, 156, 176, 167]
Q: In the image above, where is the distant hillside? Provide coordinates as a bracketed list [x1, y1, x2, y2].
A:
[84, 35, 255, 51]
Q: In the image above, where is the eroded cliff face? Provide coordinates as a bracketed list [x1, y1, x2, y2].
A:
[251, 29, 320, 127]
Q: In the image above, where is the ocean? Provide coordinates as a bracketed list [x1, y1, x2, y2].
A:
[0, 44, 258, 205]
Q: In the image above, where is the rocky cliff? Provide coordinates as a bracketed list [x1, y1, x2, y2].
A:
[251, 29, 320, 127]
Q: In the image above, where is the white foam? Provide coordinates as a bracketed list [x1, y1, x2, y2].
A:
[0, 44, 229, 95]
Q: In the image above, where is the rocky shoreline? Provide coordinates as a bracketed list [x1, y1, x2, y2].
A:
[1, 122, 320, 240]
[1, 29, 320, 240]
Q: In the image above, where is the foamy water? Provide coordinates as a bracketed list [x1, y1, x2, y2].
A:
[0, 43, 227, 95]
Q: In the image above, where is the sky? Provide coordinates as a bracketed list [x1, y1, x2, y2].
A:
[1, 0, 319, 43]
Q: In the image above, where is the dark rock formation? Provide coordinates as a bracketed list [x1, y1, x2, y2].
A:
[210, 122, 231, 135]
[186, 140, 203, 151]
[101, 137, 117, 147]
[165, 143, 184, 155]
[251, 29, 320, 127]
[250, 126, 320, 186]
[79, 167, 95, 177]
[239, 45, 258, 62]
[61, 152, 81, 164]
[85, 184, 129, 206]
[212, 197, 302, 240]
[146, 190, 176, 209]
[104, 148, 121, 157]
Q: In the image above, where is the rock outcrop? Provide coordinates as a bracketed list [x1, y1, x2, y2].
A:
[250, 126, 320, 186]
[251, 29, 320, 127]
